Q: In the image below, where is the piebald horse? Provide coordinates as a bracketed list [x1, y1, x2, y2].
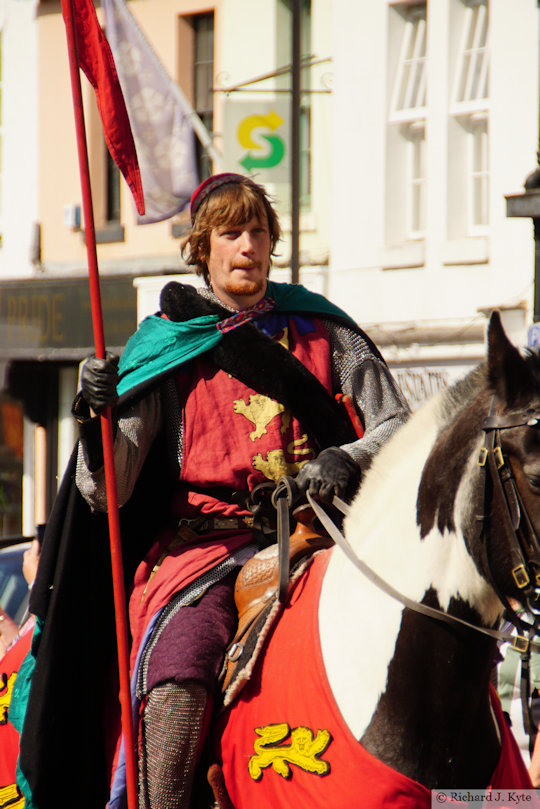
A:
[213, 312, 540, 808]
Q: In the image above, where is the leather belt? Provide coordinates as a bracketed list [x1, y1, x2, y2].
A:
[176, 515, 254, 540]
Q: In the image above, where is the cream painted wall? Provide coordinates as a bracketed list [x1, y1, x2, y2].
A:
[330, 0, 538, 341]
[1, 0, 40, 278]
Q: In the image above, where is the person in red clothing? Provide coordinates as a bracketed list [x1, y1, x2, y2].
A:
[63, 174, 409, 808]
[0, 539, 39, 801]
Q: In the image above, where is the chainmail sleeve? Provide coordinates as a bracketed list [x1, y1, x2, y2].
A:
[323, 319, 410, 472]
[75, 389, 164, 512]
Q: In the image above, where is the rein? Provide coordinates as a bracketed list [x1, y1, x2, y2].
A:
[304, 492, 540, 653]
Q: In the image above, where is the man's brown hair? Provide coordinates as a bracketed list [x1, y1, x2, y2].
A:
[183, 176, 281, 286]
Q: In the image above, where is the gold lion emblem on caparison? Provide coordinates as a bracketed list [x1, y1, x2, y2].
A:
[0, 783, 25, 809]
[0, 673, 17, 726]
[248, 722, 332, 780]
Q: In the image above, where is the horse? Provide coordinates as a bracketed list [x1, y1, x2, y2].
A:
[211, 311, 540, 808]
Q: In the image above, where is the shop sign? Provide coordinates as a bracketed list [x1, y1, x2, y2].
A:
[224, 102, 289, 183]
[0, 277, 137, 355]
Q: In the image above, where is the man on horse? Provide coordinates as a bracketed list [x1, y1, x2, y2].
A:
[18, 173, 409, 809]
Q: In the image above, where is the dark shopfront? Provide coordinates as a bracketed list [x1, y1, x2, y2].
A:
[0, 276, 137, 539]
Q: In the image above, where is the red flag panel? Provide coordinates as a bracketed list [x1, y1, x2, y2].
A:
[61, 0, 145, 216]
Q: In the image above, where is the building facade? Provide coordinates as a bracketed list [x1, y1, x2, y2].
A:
[330, 0, 539, 408]
[0, 0, 538, 536]
[0, 0, 334, 537]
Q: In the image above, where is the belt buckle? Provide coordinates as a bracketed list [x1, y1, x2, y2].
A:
[214, 517, 234, 530]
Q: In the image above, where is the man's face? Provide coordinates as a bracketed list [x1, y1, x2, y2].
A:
[206, 215, 271, 310]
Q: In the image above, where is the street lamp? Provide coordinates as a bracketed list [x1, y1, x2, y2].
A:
[506, 152, 540, 324]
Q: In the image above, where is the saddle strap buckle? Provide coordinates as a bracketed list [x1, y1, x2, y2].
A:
[513, 564, 531, 589]
[513, 635, 530, 654]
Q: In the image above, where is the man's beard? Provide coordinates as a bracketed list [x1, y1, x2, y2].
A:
[225, 275, 266, 299]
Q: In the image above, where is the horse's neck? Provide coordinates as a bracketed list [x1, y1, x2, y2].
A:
[319, 398, 502, 784]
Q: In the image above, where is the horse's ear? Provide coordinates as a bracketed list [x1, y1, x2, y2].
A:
[487, 310, 532, 404]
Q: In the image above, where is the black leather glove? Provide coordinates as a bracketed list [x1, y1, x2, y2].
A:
[295, 446, 362, 504]
[81, 353, 119, 414]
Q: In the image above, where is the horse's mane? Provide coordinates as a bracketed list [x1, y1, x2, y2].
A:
[437, 364, 486, 429]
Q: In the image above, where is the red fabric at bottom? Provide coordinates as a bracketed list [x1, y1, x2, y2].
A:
[216, 552, 532, 809]
[0, 619, 34, 799]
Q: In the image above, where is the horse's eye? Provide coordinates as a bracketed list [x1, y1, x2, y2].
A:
[524, 461, 540, 492]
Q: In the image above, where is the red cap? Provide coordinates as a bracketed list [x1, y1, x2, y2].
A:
[190, 173, 247, 222]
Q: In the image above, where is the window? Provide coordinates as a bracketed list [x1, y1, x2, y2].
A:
[276, 0, 313, 209]
[178, 12, 214, 182]
[390, 5, 426, 123]
[299, 105, 311, 209]
[87, 94, 124, 242]
[470, 116, 489, 229]
[386, 3, 427, 243]
[454, 0, 489, 111]
[106, 150, 121, 225]
[449, 0, 489, 237]
[408, 124, 426, 237]
[94, 145, 124, 242]
[193, 13, 214, 181]
[300, 0, 312, 209]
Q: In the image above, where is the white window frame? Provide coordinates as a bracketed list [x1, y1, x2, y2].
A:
[450, 0, 489, 236]
[407, 122, 426, 239]
[390, 5, 427, 123]
[468, 113, 489, 234]
[452, 0, 489, 116]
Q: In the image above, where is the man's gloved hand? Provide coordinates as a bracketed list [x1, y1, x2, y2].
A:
[295, 446, 362, 505]
[81, 353, 119, 414]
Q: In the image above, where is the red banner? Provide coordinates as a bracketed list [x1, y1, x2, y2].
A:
[61, 0, 145, 216]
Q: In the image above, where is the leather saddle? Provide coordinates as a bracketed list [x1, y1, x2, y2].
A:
[220, 505, 333, 704]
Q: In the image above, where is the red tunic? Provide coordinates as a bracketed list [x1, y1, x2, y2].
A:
[174, 318, 333, 518]
[130, 317, 334, 666]
[217, 552, 532, 809]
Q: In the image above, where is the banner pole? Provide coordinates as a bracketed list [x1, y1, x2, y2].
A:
[62, 1, 138, 806]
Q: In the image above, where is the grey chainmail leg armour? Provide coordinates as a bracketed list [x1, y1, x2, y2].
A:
[139, 680, 210, 809]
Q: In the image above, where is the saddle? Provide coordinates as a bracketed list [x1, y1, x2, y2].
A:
[220, 505, 333, 706]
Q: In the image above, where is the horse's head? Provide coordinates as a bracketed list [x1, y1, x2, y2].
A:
[417, 311, 540, 623]
[480, 311, 540, 615]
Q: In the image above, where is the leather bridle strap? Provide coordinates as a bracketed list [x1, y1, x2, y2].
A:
[272, 477, 296, 603]
[479, 400, 540, 607]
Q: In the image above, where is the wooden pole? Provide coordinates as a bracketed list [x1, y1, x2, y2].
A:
[62, 2, 138, 806]
[33, 425, 47, 527]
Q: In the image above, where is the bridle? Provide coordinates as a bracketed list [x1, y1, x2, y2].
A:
[478, 396, 540, 746]
[478, 396, 540, 640]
